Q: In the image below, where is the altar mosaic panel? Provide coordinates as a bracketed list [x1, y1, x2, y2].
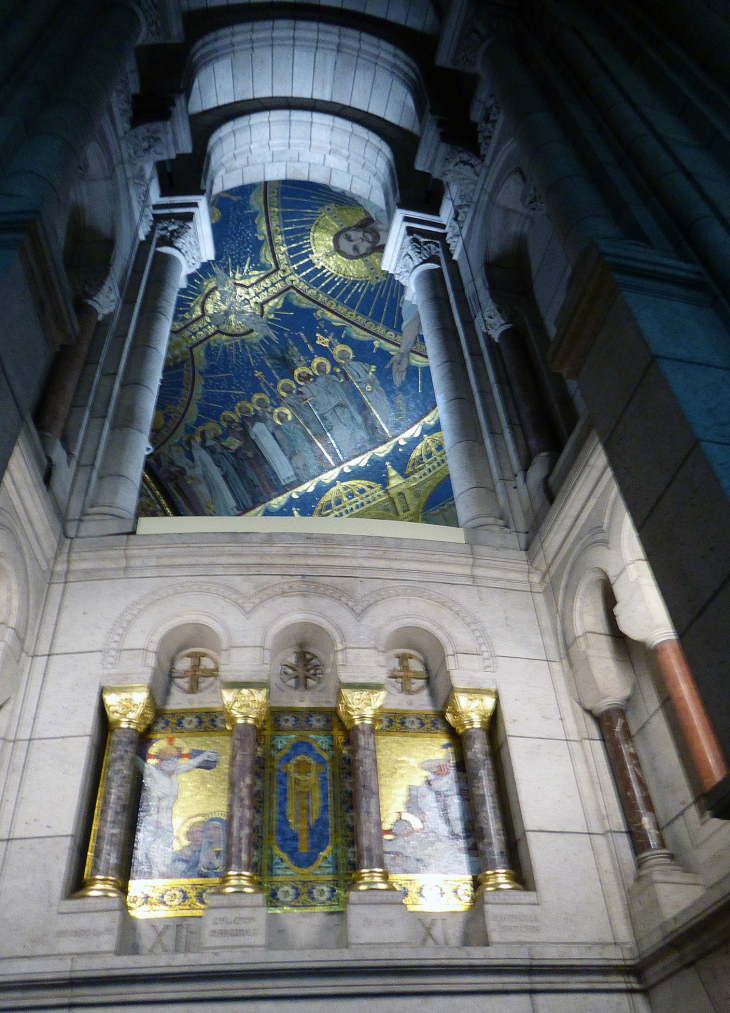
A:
[138, 179, 455, 524]
[261, 709, 354, 911]
[122, 710, 232, 918]
[376, 711, 478, 911]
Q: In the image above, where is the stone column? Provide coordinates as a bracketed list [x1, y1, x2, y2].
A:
[36, 276, 119, 446]
[75, 685, 155, 898]
[90, 201, 210, 521]
[492, 320, 560, 465]
[219, 685, 268, 893]
[383, 213, 502, 532]
[444, 689, 522, 892]
[337, 686, 393, 890]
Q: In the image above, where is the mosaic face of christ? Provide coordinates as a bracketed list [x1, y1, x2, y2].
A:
[332, 217, 387, 259]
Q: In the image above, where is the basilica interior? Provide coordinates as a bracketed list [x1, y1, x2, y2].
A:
[1, 2, 730, 1011]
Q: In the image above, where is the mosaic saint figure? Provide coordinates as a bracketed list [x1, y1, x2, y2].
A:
[188, 435, 238, 515]
[334, 345, 395, 436]
[249, 405, 298, 486]
[201, 430, 253, 510]
[170, 821, 205, 878]
[301, 361, 363, 461]
[198, 817, 227, 877]
[332, 217, 387, 260]
[225, 415, 278, 501]
[272, 407, 320, 482]
[158, 444, 208, 515]
[132, 741, 219, 880]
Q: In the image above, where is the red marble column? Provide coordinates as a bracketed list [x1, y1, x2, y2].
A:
[337, 688, 393, 890]
[75, 687, 155, 898]
[654, 638, 729, 792]
[596, 706, 668, 862]
[220, 686, 268, 893]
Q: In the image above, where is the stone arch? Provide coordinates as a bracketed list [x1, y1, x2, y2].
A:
[188, 21, 425, 135]
[380, 621, 450, 708]
[102, 581, 245, 671]
[265, 616, 341, 707]
[181, 0, 440, 35]
[204, 109, 399, 214]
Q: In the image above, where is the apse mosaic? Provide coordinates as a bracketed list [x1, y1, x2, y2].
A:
[138, 180, 456, 525]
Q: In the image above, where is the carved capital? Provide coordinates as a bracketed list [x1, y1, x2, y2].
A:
[221, 684, 269, 729]
[127, 0, 184, 43]
[85, 274, 120, 319]
[154, 214, 201, 275]
[337, 686, 386, 728]
[392, 233, 442, 288]
[102, 685, 155, 732]
[444, 688, 497, 734]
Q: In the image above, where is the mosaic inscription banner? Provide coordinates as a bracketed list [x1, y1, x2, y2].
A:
[376, 711, 478, 911]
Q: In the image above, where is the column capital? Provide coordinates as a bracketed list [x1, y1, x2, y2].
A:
[381, 210, 446, 296]
[337, 686, 386, 728]
[102, 685, 155, 732]
[444, 688, 497, 734]
[152, 195, 215, 280]
[221, 684, 269, 729]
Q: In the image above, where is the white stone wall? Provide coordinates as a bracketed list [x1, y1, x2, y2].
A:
[180, 0, 441, 35]
[205, 110, 399, 213]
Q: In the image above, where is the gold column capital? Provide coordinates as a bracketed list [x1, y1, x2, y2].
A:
[444, 688, 497, 734]
[102, 685, 155, 732]
[337, 686, 386, 729]
[221, 684, 269, 729]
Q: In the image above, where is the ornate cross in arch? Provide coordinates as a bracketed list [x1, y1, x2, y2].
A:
[388, 652, 428, 695]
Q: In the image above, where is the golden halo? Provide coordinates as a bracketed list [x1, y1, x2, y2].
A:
[220, 410, 238, 426]
[147, 736, 191, 764]
[197, 422, 221, 441]
[277, 378, 296, 397]
[251, 392, 270, 409]
[333, 343, 353, 363]
[309, 204, 386, 282]
[236, 400, 253, 417]
[294, 366, 314, 385]
[273, 406, 292, 425]
[175, 810, 227, 850]
[311, 356, 331, 375]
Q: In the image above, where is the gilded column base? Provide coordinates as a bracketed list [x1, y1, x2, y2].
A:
[217, 871, 260, 894]
[350, 868, 396, 891]
[72, 875, 125, 899]
[476, 868, 523, 893]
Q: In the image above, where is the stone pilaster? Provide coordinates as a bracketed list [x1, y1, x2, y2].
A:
[76, 686, 155, 899]
[337, 686, 393, 890]
[444, 689, 522, 892]
[218, 685, 268, 894]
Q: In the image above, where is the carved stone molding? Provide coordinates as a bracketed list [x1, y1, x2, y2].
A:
[127, 0, 183, 44]
[442, 148, 483, 254]
[221, 684, 269, 729]
[153, 196, 215, 276]
[478, 96, 501, 158]
[337, 686, 386, 728]
[102, 685, 155, 732]
[444, 688, 497, 734]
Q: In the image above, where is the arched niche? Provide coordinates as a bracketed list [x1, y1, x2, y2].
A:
[154, 621, 224, 709]
[381, 624, 449, 710]
[267, 619, 338, 708]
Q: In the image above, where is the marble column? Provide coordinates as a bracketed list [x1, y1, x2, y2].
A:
[337, 687, 393, 890]
[383, 214, 502, 531]
[595, 705, 668, 861]
[444, 689, 522, 891]
[75, 686, 155, 898]
[219, 685, 268, 893]
[90, 200, 211, 521]
[654, 639, 729, 794]
[493, 321, 560, 464]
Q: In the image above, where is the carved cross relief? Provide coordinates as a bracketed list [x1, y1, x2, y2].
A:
[388, 651, 428, 695]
